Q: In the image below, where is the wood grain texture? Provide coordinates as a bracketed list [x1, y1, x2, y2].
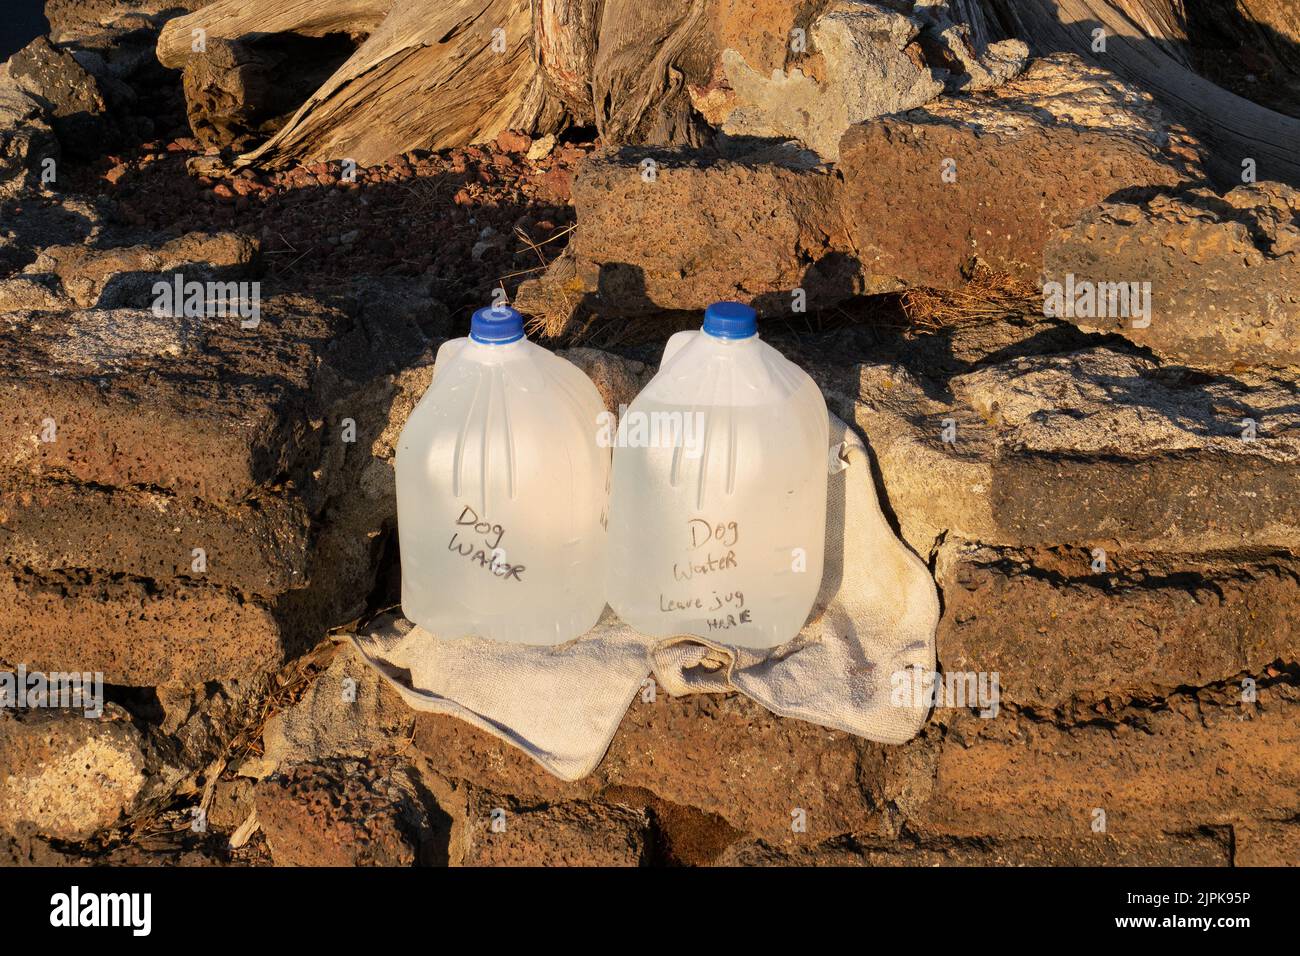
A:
[156, 0, 1300, 179]
[985, 0, 1300, 185]
[157, 0, 393, 69]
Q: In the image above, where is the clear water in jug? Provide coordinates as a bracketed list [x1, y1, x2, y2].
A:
[606, 302, 829, 647]
[395, 305, 610, 644]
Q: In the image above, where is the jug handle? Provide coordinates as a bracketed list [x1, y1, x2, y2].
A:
[659, 330, 695, 368]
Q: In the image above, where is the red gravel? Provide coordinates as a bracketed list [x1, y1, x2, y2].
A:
[61, 130, 595, 319]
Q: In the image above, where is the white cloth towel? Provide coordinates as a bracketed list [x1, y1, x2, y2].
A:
[350, 414, 938, 781]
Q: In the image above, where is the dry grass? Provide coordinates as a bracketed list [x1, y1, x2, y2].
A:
[520, 271, 590, 342]
[545, 309, 700, 350]
[233, 638, 340, 762]
[899, 262, 1040, 331]
[106, 638, 342, 853]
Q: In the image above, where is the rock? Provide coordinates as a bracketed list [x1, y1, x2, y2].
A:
[907, 681, 1300, 841]
[837, 53, 1206, 290]
[0, 268, 447, 686]
[525, 133, 555, 162]
[719, 1, 944, 161]
[6, 37, 113, 158]
[23, 230, 260, 309]
[716, 1, 1029, 161]
[601, 694, 881, 843]
[413, 693, 881, 844]
[186, 154, 227, 178]
[44, 0, 206, 43]
[558, 146, 849, 316]
[207, 777, 256, 832]
[493, 129, 531, 154]
[412, 712, 594, 806]
[0, 566, 284, 686]
[533, 164, 572, 203]
[388, 586, 1296, 865]
[526, 54, 1204, 330]
[556, 347, 650, 414]
[1234, 818, 1300, 867]
[0, 479, 311, 596]
[937, 543, 1300, 715]
[842, 347, 1300, 554]
[0, 707, 147, 840]
[0, 80, 58, 199]
[151, 676, 270, 788]
[922, 28, 1028, 93]
[607, 786, 743, 865]
[0, 277, 64, 312]
[1044, 182, 1300, 372]
[460, 789, 650, 866]
[0, 298, 321, 504]
[254, 759, 436, 866]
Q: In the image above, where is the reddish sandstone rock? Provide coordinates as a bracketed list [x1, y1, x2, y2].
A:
[0, 283, 447, 684]
[904, 681, 1300, 842]
[254, 759, 435, 866]
[562, 145, 848, 316]
[493, 129, 531, 154]
[1044, 182, 1300, 372]
[522, 55, 1204, 330]
[411, 693, 881, 845]
[937, 543, 1300, 715]
[0, 479, 310, 596]
[0, 304, 318, 504]
[843, 349, 1300, 556]
[837, 54, 1205, 290]
[0, 566, 284, 686]
[460, 788, 650, 866]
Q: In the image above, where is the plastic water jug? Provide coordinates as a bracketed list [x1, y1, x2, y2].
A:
[605, 302, 829, 647]
[395, 305, 610, 644]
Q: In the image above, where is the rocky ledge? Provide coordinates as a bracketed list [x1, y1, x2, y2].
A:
[0, 1, 1295, 867]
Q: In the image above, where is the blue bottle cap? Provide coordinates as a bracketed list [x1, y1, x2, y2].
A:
[702, 301, 757, 339]
[470, 304, 525, 344]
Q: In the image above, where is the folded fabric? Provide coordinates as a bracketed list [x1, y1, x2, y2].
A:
[350, 414, 938, 781]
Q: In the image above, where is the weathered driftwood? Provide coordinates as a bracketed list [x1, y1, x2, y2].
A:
[157, 0, 1300, 183]
[155, 0, 724, 165]
[158, 0, 544, 166]
[983, 0, 1300, 185]
[180, 35, 358, 150]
